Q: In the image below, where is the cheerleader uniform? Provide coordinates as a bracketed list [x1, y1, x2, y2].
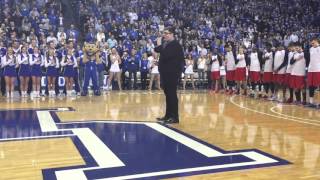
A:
[2, 55, 17, 77]
[249, 52, 261, 83]
[17, 53, 30, 77]
[291, 52, 306, 90]
[62, 55, 77, 77]
[225, 51, 236, 81]
[210, 55, 220, 80]
[30, 53, 44, 77]
[150, 60, 159, 74]
[263, 52, 273, 83]
[184, 60, 194, 75]
[235, 53, 246, 81]
[273, 50, 286, 84]
[45, 56, 59, 77]
[285, 51, 294, 88]
[109, 55, 121, 73]
[308, 46, 320, 87]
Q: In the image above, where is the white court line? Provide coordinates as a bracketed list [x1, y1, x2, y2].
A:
[72, 128, 125, 168]
[0, 134, 75, 142]
[57, 121, 149, 125]
[37, 113, 125, 167]
[230, 96, 320, 127]
[270, 106, 320, 122]
[97, 151, 278, 180]
[37, 111, 58, 132]
[146, 123, 223, 157]
[35, 111, 125, 180]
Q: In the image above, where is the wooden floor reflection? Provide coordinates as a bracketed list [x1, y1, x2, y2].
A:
[0, 90, 320, 179]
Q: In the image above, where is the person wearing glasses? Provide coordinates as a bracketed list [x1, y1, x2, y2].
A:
[154, 27, 185, 124]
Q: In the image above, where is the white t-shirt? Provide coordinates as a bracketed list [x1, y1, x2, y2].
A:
[308, 46, 320, 72]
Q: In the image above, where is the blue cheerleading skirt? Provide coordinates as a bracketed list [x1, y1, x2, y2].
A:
[19, 64, 31, 77]
[63, 65, 75, 77]
[31, 64, 42, 77]
[3, 66, 17, 77]
[47, 66, 58, 77]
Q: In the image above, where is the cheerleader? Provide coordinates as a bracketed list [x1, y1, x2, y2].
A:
[29, 47, 44, 98]
[290, 43, 306, 105]
[45, 49, 59, 97]
[225, 45, 236, 94]
[306, 38, 320, 108]
[248, 47, 262, 98]
[272, 46, 286, 101]
[262, 45, 274, 98]
[197, 54, 207, 88]
[61, 49, 77, 97]
[17, 45, 30, 97]
[2, 47, 18, 98]
[235, 47, 247, 95]
[284, 43, 295, 103]
[183, 54, 195, 90]
[210, 50, 221, 92]
[148, 53, 160, 90]
[107, 48, 122, 90]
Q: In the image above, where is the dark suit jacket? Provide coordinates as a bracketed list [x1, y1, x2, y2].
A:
[154, 40, 185, 75]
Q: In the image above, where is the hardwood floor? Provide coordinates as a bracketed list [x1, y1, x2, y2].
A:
[0, 90, 319, 179]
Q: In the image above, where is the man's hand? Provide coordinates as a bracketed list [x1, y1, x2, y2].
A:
[156, 37, 162, 46]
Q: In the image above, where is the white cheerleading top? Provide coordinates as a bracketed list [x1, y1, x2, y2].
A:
[236, 54, 246, 68]
[308, 46, 320, 72]
[291, 52, 306, 76]
[225, 51, 235, 71]
[110, 54, 121, 72]
[249, 52, 260, 72]
[210, 55, 220, 72]
[263, 52, 273, 73]
[185, 60, 194, 74]
[273, 50, 286, 74]
[286, 51, 294, 74]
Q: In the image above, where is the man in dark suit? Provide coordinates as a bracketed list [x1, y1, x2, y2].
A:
[154, 27, 185, 124]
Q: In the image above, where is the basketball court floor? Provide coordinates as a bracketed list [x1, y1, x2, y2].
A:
[0, 90, 319, 179]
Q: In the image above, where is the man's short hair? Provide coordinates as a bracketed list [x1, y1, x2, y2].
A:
[164, 26, 175, 34]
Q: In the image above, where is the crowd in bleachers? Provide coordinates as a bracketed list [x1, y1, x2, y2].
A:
[0, 0, 320, 107]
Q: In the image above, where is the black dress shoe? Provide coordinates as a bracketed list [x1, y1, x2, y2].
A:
[156, 116, 168, 121]
[163, 117, 179, 124]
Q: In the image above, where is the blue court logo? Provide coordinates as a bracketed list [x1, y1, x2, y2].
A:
[0, 108, 290, 180]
